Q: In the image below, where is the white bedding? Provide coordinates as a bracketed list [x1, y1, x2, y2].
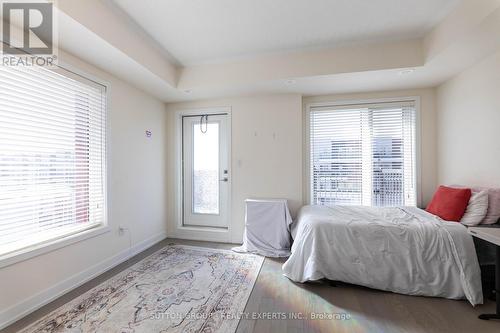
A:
[282, 205, 483, 305]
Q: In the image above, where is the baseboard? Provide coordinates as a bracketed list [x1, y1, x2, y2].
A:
[171, 231, 234, 243]
[0, 231, 167, 330]
[172, 225, 234, 243]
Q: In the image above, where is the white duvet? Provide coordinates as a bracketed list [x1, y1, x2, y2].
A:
[282, 205, 483, 305]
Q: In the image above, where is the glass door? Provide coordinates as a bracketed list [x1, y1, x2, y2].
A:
[182, 114, 229, 228]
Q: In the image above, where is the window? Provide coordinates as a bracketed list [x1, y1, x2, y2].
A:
[309, 100, 417, 207]
[192, 122, 220, 214]
[0, 65, 107, 257]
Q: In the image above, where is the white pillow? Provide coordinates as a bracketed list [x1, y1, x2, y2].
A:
[460, 190, 489, 226]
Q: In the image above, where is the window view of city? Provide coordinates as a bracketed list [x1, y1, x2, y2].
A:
[311, 107, 416, 207]
[314, 139, 363, 205]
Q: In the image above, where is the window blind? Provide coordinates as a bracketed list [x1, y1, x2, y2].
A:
[0, 65, 106, 256]
[310, 101, 416, 207]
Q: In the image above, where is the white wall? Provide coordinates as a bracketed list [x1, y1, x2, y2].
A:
[0, 51, 168, 328]
[436, 50, 500, 187]
[165, 94, 303, 243]
[0, 57, 443, 330]
[165, 89, 438, 245]
[304, 88, 437, 206]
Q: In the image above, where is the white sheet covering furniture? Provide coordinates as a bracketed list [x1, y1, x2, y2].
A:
[233, 199, 292, 257]
[282, 205, 483, 305]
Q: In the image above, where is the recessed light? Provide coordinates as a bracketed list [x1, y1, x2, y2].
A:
[399, 69, 415, 75]
[285, 79, 296, 85]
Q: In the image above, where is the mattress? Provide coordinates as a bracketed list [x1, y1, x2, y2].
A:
[282, 205, 483, 305]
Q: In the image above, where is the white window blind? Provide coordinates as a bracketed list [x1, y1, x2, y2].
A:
[0, 65, 106, 256]
[310, 101, 416, 207]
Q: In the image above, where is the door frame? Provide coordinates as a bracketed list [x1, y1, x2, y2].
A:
[173, 107, 233, 243]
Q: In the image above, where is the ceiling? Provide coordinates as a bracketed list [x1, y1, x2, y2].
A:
[110, 0, 461, 66]
[50, 0, 500, 103]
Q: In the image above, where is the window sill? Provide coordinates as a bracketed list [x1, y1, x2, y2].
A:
[0, 225, 111, 269]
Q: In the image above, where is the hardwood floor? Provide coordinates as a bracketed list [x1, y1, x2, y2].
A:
[3, 238, 499, 333]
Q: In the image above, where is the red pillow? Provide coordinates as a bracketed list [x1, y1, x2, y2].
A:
[426, 186, 472, 221]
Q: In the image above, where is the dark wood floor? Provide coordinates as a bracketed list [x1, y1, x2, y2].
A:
[3, 238, 499, 333]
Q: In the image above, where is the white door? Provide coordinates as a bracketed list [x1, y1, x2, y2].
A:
[182, 114, 230, 228]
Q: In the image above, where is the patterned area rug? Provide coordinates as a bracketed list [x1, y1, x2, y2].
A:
[21, 245, 264, 333]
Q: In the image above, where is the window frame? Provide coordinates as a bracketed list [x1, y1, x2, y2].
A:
[304, 97, 422, 208]
[0, 61, 110, 269]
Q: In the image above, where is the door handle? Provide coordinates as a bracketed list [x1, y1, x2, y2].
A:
[219, 177, 229, 182]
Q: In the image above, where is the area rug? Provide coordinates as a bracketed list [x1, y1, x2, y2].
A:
[20, 245, 264, 333]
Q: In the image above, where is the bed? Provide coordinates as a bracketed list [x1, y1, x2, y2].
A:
[282, 205, 483, 305]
